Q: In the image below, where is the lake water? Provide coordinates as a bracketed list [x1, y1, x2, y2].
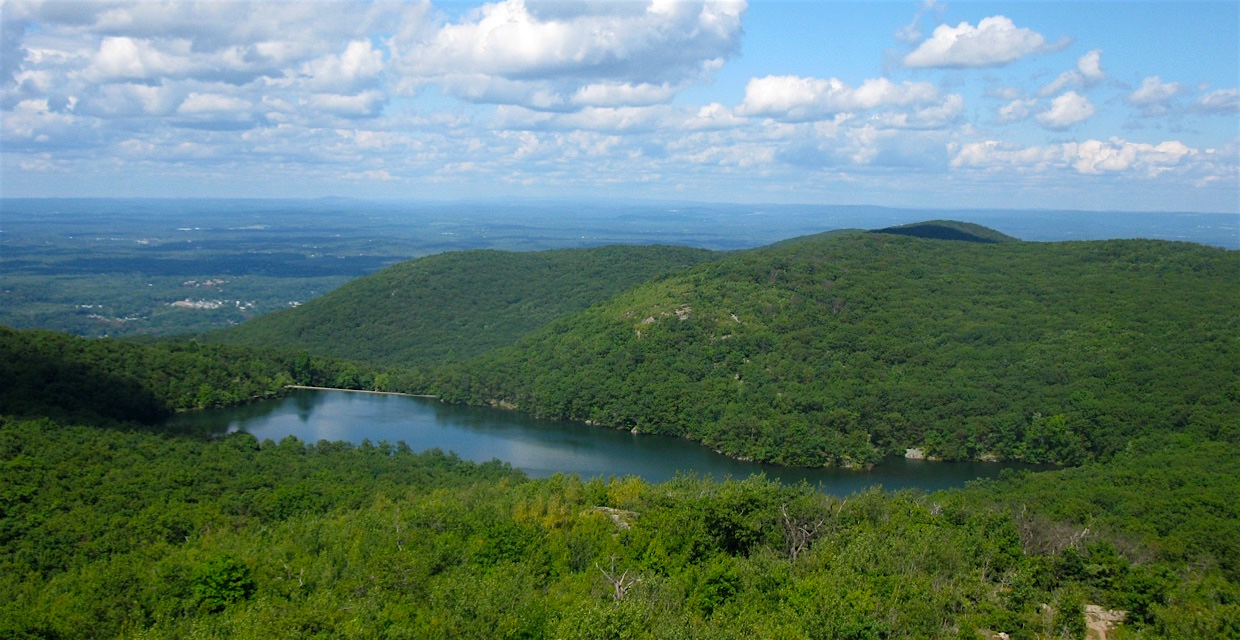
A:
[168, 389, 1042, 495]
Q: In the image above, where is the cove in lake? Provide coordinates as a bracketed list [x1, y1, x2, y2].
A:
[168, 389, 1045, 496]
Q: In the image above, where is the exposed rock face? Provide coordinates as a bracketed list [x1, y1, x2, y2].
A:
[589, 506, 636, 530]
[1084, 605, 1127, 640]
[905, 448, 926, 460]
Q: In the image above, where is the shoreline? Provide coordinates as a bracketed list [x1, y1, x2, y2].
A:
[285, 385, 438, 399]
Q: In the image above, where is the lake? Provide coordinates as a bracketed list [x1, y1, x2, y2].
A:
[167, 389, 1044, 495]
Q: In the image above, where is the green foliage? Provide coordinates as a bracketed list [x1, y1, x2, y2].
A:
[0, 408, 1235, 639]
[422, 233, 1238, 468]
[963, 434, 1240, 583]
[0, 326, 399, 423]
[1, 221, 1236, 639]
[192, 556, 256, 612]
[212, 245, 716, 368]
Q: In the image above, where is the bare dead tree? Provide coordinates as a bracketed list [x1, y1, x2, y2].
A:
[781, 502, 828, 562]
[1015, 505, 1092, 556]
[597, 555, 641, 602]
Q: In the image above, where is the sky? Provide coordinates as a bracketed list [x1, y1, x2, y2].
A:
[2, 0, 1238, 212]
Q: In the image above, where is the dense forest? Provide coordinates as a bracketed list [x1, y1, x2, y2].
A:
[415, 230, 1238, 468]
[0, 326, 393, 424]
[212, 245, 716, 367]
[1, 369, 1235, 638]
[2, 221, 1237, 638]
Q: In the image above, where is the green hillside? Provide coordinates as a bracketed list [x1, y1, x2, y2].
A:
[211, 245, 715, 367]
[424, 231, 1239, 468]
[3, 235, 1238, 638]
[2, 333, 1235, 638]
[0, 326, 390, 424]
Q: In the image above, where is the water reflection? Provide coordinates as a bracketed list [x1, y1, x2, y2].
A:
[167, 389, 1045, 495]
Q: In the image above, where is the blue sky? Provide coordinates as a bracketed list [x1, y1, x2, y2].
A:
[2, 1, 1237, 212]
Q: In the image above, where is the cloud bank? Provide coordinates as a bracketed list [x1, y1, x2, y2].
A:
[1, 1, 1235, 212]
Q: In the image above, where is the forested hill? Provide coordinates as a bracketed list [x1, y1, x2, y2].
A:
[423, 231, 1239, 468]
[0, 326, 388, 424]
[3, 226, 1238, 637]
[870, 220, 1020, 243]
[211, 244, 715, 367]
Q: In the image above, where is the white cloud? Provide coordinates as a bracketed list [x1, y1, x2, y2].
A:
[1193, 88, 1240, 114]
[1077, 49, 1104, 82]
[2, 1, 1234, 210]
[737, 75, 940, 122]
[178, 92, 250, 115]
[1036, 91, 1095, 129]
[572, 82, 681, 108]
[998, 98, 1036, 123]
[492, 102, 738, 135]
[0, 0, 414, 145]
[1069, 138, 1192, 175]
[298, 40, 385, 93]
[1038, 49, 1104, 96]
[951, 139, 1060, 171]
[870, 94, 964, 129]
[686, 103, 746, 130]
[304, 91, 387, 118]
[2, 99, 77, 141]
[771, 120, 953, 170]
[903, 16, 1067, 68]
[82, 83, 182, 117]
[1128, 76, 1184, 115]
[952, 136, 1204, 179]
[390, 0, 746, 110]
[87, 36, 190, 81]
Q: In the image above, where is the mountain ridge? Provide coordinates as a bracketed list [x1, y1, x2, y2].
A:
[211, 244, 716, 367]
[419, 230, 1237, 468]
[209, 222, 1238, 469]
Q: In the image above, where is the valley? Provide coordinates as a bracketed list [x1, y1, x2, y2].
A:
[1, 203, 1237, 639]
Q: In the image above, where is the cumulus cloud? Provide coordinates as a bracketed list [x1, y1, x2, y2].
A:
[1077, 49, 1105, 82]
[2, 0, 1234, 208]
[87, 36, 185, 82]
[997, 97, 1036, 123]
[1128, 76, 1184, 115]
[389, 0, 746, 110]
[298, 40, 385, 93]
[304, 91, 388, 119]
[178, 92, 250, 115]
[493, 101, 753, 135]
[952, 136, 1205, 179]
[1038, 49, 1104, 96]
[572, 82, 681, 108]
[903, 16, 1067, 68]
[774, 121, 952, 170]
[1036, 91, 1095, 129]
[1193, 88, 1240, 114]
[1069, 138, 1192, 175]
[870, 94, 965, 129]
[737, 75, 940, 122]
[81, 83, 182, 118]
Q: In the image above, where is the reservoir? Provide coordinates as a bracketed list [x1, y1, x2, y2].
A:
[168, 389, 1042, 495]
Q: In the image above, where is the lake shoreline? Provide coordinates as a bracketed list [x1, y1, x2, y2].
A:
[285, 385, 438, 398]
[168, 388, 1050, 492]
